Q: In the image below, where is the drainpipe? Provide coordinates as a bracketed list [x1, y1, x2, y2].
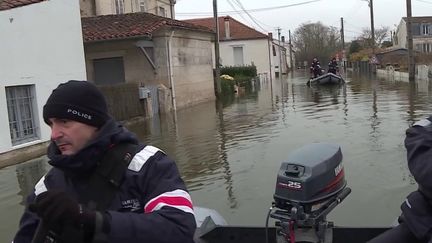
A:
[167, 30, 176, 111]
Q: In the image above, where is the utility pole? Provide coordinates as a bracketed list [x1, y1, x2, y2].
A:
[213, 0, 222, 95]
[341, 17, 346, 70]
[367, 0, 375, 53]
[340, 17, 345, 50]
[276, 27, 282, 77]
[289, 30, 293, 71]
[406, 0, 415, 81]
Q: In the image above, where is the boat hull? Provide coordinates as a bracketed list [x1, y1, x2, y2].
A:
[193, 210, 391, 243]
[308, 73, 344, 86]
[195, 225, 390, 243]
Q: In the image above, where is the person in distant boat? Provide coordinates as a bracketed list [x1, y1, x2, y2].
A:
[368, 116, 432, 243]
[310, 57, 322, 78]
[13, 80, 196, 243]
[328, 57, 339, 74]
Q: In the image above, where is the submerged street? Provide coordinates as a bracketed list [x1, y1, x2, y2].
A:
[2, 70, 430, 242]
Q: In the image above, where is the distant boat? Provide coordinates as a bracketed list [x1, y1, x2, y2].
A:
[307, 73, 345, 86]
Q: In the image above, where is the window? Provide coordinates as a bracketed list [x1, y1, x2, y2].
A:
[158, 6, 166, 17]
[139, 0, 146, 12]
[6, 85, 39, 145]
[93, 57, 126, 85]
[233, 46, 244, 66]
[422, 24, 430, 35]
[423, 43, 431, 53]
[115, 0, 124, 14]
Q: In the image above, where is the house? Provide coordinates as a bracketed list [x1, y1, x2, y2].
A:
[81, 12, 215, 114]
[272, 34, 291, 76]
[80, 0, 175, 18]
[184, 16, 290, 79]
[0, 0, 86, 163]
[394, 16, 432, 53]
[375, 47, 409, 69]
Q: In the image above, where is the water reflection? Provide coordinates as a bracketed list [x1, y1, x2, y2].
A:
[128, 103, 223, 190]
[302, 85, 346, 121]
[0, 157, 49, 243]
[15, 157, 47, 205]
[216, 100, 237, 209]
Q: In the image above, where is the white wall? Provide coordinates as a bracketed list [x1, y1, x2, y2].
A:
[219, 39, 271, 76]
[0, 0, 86, 153]
[395, 19, 407, 49]
[270, 41, 288, 76]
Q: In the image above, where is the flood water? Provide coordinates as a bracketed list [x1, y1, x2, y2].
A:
[3, 70, 432, 242]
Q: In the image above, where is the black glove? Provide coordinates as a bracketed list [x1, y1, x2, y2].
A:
[29, 190, 96, 235]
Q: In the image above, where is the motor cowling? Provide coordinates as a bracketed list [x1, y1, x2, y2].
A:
[270, 143, 350, 243]
[274, 143, 346, 211]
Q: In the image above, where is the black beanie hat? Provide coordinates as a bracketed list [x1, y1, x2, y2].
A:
[43, 80, 109, 128]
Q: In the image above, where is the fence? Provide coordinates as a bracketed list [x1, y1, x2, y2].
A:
[98, 83, 148, 121]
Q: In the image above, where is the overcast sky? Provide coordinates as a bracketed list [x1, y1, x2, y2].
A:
[175, 0, 432, 41]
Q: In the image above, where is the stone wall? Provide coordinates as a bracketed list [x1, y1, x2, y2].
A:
[0, 142, 48, 169]
[376, 65, 431, 82]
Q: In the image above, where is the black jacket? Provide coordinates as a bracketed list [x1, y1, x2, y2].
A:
[13, 119, 196, 243]
[402, 117, 432, 242]
[367, 119, 432, 243]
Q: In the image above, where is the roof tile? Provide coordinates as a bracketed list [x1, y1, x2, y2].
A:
[402, 16, 432, 23]
[0, 0, 45, 11]
[183, 16, 268, 41]
[82, 12, 213, 43]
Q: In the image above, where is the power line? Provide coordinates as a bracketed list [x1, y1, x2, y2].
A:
[176, 0, 322, 16]
[345, 29, 363, 35]
[225, 0, 257, 30]
[230, 0, 269, 32]
[415, 0, 432, 4]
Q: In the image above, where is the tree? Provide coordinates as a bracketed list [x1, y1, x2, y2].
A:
[359, 26, 390, 48]
[349, 40, 362, 55]
[292, 22, 341, 67]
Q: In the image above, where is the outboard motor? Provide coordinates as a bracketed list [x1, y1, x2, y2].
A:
[268, 143, 351, 243]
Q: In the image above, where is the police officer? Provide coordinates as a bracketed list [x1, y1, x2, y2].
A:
[13, 80, 196, 243]
[310, 57, 322, 78]
[328, 57, 339, 74]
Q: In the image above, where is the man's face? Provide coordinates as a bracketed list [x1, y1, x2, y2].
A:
[48, 118, 99, 155]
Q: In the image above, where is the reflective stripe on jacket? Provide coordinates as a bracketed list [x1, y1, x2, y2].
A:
[14, 124, 196, 243]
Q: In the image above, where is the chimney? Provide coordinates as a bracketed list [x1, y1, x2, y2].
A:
[224, 16, 231, 39]
[268, 32, 273, 40]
